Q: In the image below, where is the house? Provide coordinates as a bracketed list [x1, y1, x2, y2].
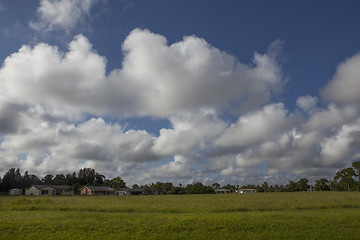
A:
[25, 185, 74, 196]
[80, 186, 116, 195]
[116, 188, 131, 195]
[9, 188, 23, 196]
[236, 189, 257, 193]
[215, 188, 231, 194]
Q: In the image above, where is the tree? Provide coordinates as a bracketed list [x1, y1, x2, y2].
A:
[95, 173, 105, 185]
[53, 174, 66, 185]
[352, 161, 360, 190]
[315, 178, 329, 191]
[223, 184, 237, 193]
[334, 167, 357, 191]
[78, 168, 96, 185]
[22, 171, 41, 189]
[153, 182, 173, 194]
[42, 175, 54, 185]
[0, 168, 22, 192]
[109, 177, 126, 189]
[261, 182, 270, 192]
[65, 172, 77, 186]
[170, 186, 186, 194]
[297, 178, 309, 191]
[212, 183, 220, 189]
[186, 182, 215, 194]
[287, 180, 297, 192]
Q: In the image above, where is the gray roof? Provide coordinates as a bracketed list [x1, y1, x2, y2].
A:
[82, 186, 115, 191]
[28, 185, 72, 190]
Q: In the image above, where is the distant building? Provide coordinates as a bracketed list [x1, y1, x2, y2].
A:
[80, 186, 116, 196]
[25, 185, 74, 196]
[215, 189, 231, 194]
[9, 188, 23, 196]
[236, 189, 257, 193]
[116, 188, 131, 195]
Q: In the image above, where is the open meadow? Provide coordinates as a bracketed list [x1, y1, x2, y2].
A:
[1, 192, 360, 239]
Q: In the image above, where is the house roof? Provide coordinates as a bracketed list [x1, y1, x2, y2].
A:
[28, 185, 72, 190]
[82, 186, 115, 191]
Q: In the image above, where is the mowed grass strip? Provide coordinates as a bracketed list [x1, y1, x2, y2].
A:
[0, 192, 360, 239]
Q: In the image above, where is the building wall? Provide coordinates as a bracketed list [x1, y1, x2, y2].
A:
[58, 190, 74, 196]
[9, 189, 23, 196]
[25, 187, 40, 196]
[80, 187, 92, 195]
[40, 187, 56, 196]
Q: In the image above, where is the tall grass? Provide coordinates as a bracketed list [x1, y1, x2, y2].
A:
[1, 192, 360, 239]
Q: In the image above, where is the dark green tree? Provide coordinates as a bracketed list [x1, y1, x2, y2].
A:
[78, 168, 96, 185]
[0, 168, 22, 192]
[42, 174, 54, 185]
[334, 167, 357, 191]
[53, 174, 66, 185]
[170, 186, 186, 194]
[352, 161, 360, 190]
[287, 180, 297, 192]
[315, 178, 329, 191]
[261, 182, 270, 192]
[65, 172, 77, 186]
[109, 177, 126, 189]
[186, 182, 215, 194]
[297, 178, 309, 191]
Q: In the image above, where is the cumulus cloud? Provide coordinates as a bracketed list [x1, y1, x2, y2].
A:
[109, 29, 285, 116]
[215, 103, 294, 149]
[0, 29, 285, 118]
[152, 109, 226, 156]
[1, 27, 360, 185]
[30, 0, 99, 33]
[296, 95, 318, 113]
[321, 53, 360, 107]
[0, 34, 107, 118]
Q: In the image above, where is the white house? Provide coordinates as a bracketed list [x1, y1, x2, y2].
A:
[25, 185, 74, 196]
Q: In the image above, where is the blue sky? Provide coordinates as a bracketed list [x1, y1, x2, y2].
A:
[0, 0, 360, 186]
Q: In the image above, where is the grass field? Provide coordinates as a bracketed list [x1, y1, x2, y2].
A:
[1, 192, 360, 239]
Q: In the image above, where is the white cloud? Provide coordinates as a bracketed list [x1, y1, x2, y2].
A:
[296, 95, 318, 113]
[152, 109, 226, 156]
[2, 27, 360, 185]
[321, 53, 360, 107]
[215, 103, 294, 149]
[112, 29, 285, 116]
[319, 119, 360, 166]
[0, 34, 107, 118]
[0, 29, 285, 118]
[30, 0, 99, 33]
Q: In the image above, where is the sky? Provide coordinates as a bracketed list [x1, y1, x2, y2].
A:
[0, 0, 360, 186]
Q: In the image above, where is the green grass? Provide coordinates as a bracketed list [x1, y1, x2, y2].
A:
[1, 192, 360, 239]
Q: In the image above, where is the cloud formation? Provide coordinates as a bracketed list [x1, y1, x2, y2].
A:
[1, 28, 360, 185]
[0, 29, 285, 118]
[29, 0, 99, 33]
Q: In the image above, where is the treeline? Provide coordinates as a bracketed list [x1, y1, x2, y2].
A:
[0, 168, 126, 194]
[1, 161, 359, 194]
